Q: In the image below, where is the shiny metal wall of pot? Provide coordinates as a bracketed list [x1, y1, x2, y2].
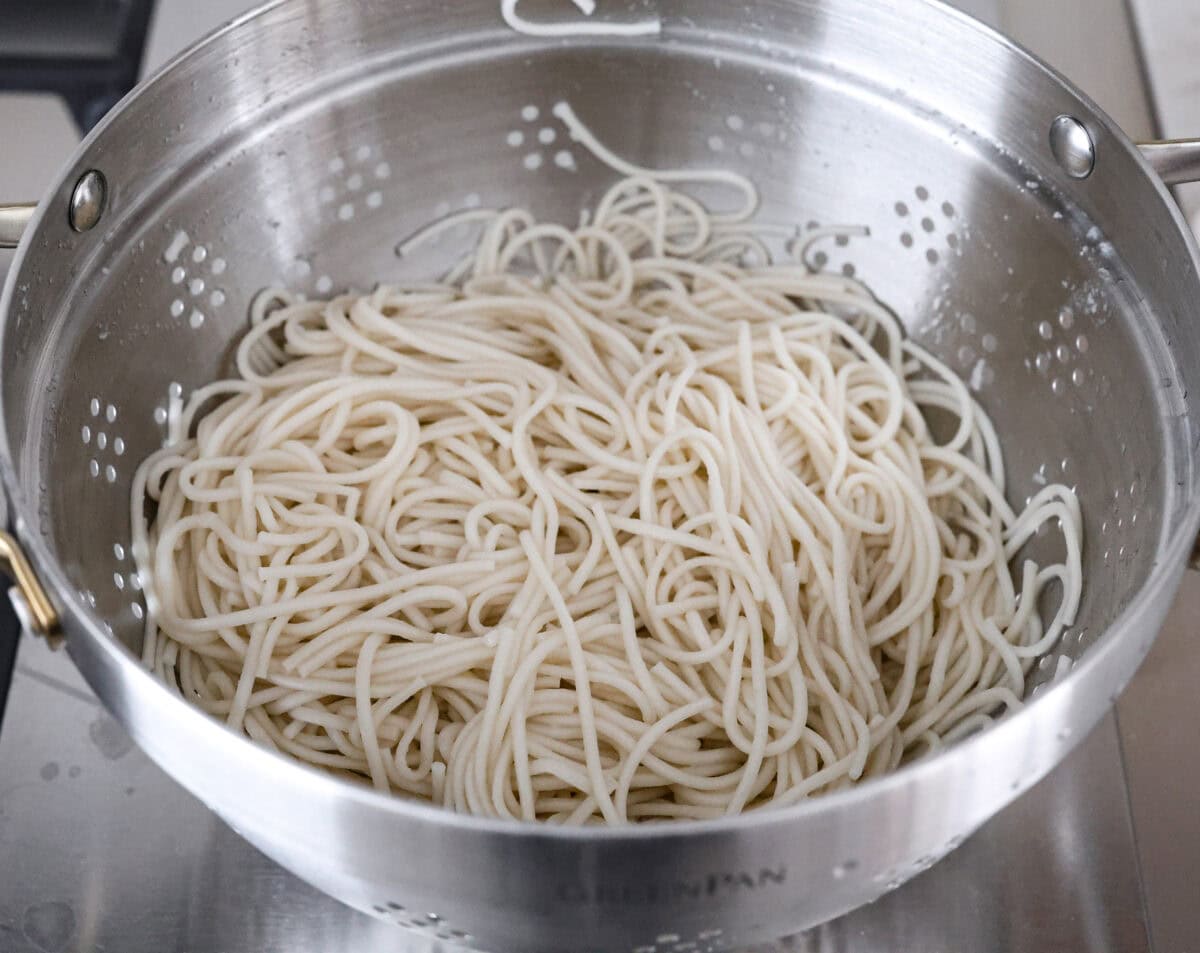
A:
[2, 1, 1200, 949]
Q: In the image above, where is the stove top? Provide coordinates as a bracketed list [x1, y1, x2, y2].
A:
[1, 1, 1198, 951]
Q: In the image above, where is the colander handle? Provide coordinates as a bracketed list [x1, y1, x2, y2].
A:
[0, 204, 35, 249]
[1138, 139, 1200, 187]
[0, 533, 59, 642]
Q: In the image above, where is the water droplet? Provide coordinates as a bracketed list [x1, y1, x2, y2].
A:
[832, 859, 859, 879]
[189, 277, 205, 296]
[1058, 307, 1074, 329]
[90, 398, 100, 416]
[105, 464, 117, 483]
[521, 104, 539, 121]
[725, 114, 744, 131]
[81, 425, 91, 444]
[22, 900, 76, 951]
[337, 203, 354, 221]
[191, 245, 207, 263]
[523, 152, 543, 171]
[113, 572, 125, 590]
[375, 161, 391, 179]
[210, 290, 226, 308]
[981, 333, 997, 353]
[170, 299, 185, 317]
[154, 406, 167, 424]
[88, 714, 132, 760]
[328, 156, 345, 173]
[170, 266, 185, 284]
[315, 275, 333, 294]
[346, 172, 363, 191]
[211, 258, 226, 275]
[132, 603, 144, 620]
[1056, 345, 1071, 363]
[1075, 334, 1089, 353]
[1038, 321, 1053, 340]
[366, 190, 383, 208]
[707, 134, 725, 152]
[1051, 377, 1065, 395]
[1071, 368, 1085, 386]
[553, 151, 576, 171]
[96, 432, 107, 450]
[318, 184, 336, 203]
[537, 127, 556, 145]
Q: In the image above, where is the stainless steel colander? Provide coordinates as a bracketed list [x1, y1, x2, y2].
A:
[3, 1, 1200, 949]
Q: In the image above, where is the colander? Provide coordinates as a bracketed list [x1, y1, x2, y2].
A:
[2, 0, 1200, 949]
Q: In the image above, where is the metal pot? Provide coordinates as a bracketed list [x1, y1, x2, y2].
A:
[2, 1, 1200, 948]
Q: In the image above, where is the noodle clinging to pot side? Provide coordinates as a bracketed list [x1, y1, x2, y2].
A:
[131, 104, 1081, 823]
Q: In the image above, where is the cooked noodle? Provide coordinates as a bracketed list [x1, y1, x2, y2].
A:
[132, 103, 1082, 823]
[500, 0, 661, 37]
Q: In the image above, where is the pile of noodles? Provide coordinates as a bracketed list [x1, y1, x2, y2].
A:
[132, 103, 1081, 823]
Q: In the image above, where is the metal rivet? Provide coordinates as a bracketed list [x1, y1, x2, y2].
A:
[69, 170, 107, 233]
[1049, 116, 1095, 179]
